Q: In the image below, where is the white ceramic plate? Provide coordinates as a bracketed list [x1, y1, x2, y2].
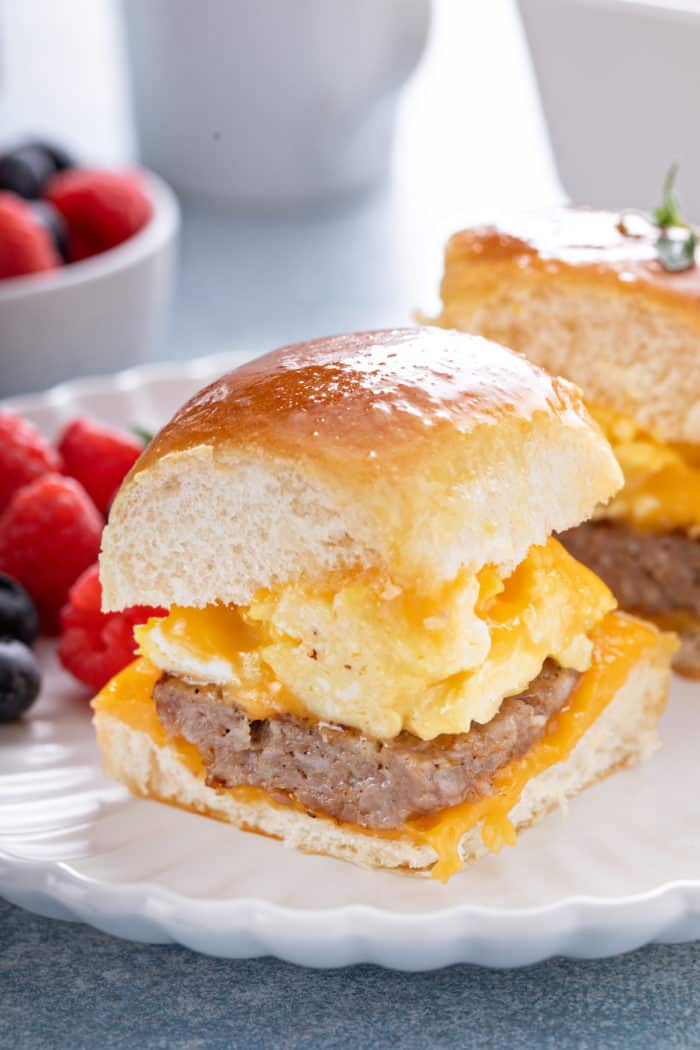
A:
[1, 356, 700, 969]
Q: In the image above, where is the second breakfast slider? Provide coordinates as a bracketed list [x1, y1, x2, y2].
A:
[94, 328, 675, 881]
[435, 207, 700, 676]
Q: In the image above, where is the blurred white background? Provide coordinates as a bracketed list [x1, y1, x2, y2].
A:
[0, 0, 562, 366]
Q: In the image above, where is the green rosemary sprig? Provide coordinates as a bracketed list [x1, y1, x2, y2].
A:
[653, 164, 696, 272]
[131, 426, 154, 446]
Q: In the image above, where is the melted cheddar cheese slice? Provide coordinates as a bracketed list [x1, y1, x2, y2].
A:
[134, 537, 615, 740]
[592, 406, 700, 532]
[93, 611, 665, 882]
[406, 612, 663, 880]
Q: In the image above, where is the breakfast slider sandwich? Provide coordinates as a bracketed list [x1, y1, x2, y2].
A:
[94, 328, 674, 880]
[435, 207, 700, 675]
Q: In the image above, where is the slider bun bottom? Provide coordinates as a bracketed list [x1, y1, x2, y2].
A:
[94, 643, 670, 876]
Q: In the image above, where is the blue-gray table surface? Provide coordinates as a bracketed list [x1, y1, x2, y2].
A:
[2, 899, 700, 1050]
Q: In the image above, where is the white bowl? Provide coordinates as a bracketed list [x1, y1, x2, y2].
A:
[0, 170, 179, 397]
[517, 0, 700, 220]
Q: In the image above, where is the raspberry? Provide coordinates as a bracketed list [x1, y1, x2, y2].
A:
[0, 474, 103, 633]
[59, 613, 133, 691]
[59, 564, 165, 689]
[0, 191, 60, 278]
[66, 561, 102, 615]
[0, 411, 63, 512]
[58, 417, 144, 515]
[44, 169, 151, 262]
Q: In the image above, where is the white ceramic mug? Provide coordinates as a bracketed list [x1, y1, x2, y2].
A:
[121, 0, 431, 207]
[518, 0, 700, 220]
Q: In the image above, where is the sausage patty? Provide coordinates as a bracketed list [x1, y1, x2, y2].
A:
[559, 521, 700, 619]
[154, 661, 579, 830]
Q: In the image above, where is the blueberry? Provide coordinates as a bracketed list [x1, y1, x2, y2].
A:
[0, 573, 39, 645]
[30, 200, 69, 261]
[0, 140, 75, 199]
[34, 141, 73, 172]
[0, 144, 55, 199]
[0, 638, 41, 722]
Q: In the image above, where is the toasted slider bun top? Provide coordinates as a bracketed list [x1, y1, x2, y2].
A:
[100, 327, 622, 612]
[439, 209, 700, 444]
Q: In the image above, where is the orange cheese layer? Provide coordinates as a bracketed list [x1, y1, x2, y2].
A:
[93, 611, 665, 881]
[406, 611, 665, 881]
[92, 660, 281, 812]
[592, 406, 700, 532]
[135, 602, 310, 722]
[93, 658, 206, 773]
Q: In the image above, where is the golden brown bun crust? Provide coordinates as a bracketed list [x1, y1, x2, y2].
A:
[445, 210, 700, 321]
[102, 328, 623, 610]
[438, 211, 700, 443]
[135, 327, 584, 478]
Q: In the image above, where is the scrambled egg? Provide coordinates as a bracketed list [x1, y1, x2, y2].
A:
[136, 538, 614, 740]
[592, 407, 700, 533]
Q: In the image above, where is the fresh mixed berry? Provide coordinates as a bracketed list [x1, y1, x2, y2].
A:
[0, 573, 39, 646]
[0, 473, 103, 634]
[0, 139, 152, 280]
[46, 168, 152, 262]
[0, 410, 63, 511]
[0, 572, 41, 721]
[0, 140, 73, 200]
[0, 192, 60, 279]
[0, 638, 41, 722]
[0, 407, 153, 701]
[59, 564, 164, 690]
[58, 417, 144, 515]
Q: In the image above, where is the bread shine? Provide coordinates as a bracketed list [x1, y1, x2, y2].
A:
[437, 210, 700, 444]
[100, 327, 621, 611]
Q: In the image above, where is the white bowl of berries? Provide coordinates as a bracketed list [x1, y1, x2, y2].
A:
[0, 141, 179, 398]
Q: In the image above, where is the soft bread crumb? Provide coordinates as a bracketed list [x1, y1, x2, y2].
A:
[101, 415, 621, 611]
[100, 328, 622, 611]
[440, 281, 700, 445]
